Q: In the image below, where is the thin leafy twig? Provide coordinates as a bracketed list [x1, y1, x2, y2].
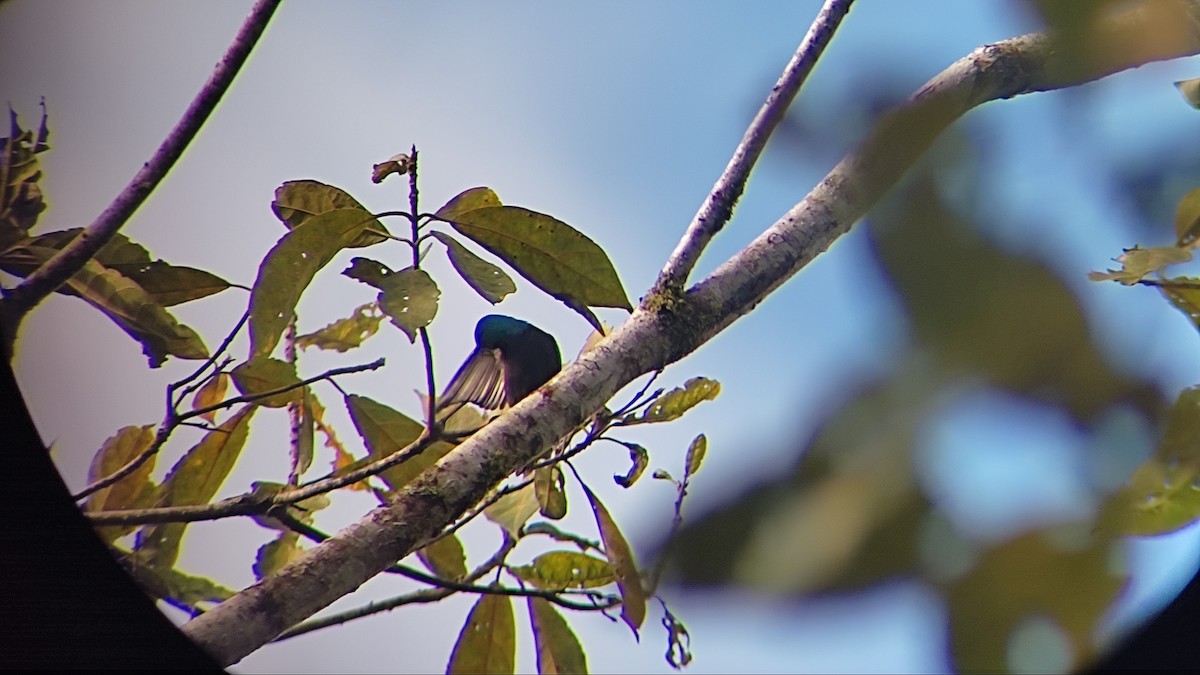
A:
[169, 310, 249, 407]
[74, 358, 384, 502]
[652, 0, 855, 293]
[0, 0, 282, 351]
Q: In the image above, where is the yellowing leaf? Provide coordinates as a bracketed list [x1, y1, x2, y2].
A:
[85, 425, 157, 543]
[447, 593, 515, 675]
[295, 302, 384, 352]
[484, 483, 540, 538]
[190, 373, 229, 423]
[535, 466, 568, 519]
[434, 186, 502, 222]
[253, 531, 304, 580]
[510, 551, 614, 590]
[430, 231, 516, 304]
[635, 377, 721, 424]
[230, 357, 303, 408]
[248, 207, 376, 359]
[135, 405, 257, 568]
[1176, 77, 1200, 109]
[528, 597, 588, 675]
[370, 153, 412, 184]
[271, 179, 389, 247]
[582, 485, 645, 632]
[451, 205, 632, 312]
[685, 434, 707, 477]
[417, 533, 468, 581]
[613, 444, 648, 488]
[1176, 187, 1200, 247]
[1087, 245, 1192, 285]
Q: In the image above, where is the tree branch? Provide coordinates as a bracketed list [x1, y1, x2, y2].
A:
[0, 0, 280, 354]
[652, 0, 855, 293]
[182, 6, 1200, 665]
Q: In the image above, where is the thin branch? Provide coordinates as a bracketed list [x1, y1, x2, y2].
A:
[652, 0, 855, 293]
[74, 358, 384, 502]
[169, 310, 250, 406]
[0, 0, 281, 350]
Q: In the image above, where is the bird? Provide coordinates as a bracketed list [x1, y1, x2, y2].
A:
[438, 315, 562, 414]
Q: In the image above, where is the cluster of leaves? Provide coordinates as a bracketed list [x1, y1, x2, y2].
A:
[11, 115, 717, 672]
[1, 107, 229, 365]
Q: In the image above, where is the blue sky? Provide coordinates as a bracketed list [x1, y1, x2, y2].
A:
[5, 1, 1200, 672]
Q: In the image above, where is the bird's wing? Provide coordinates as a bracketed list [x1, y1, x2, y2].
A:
[439, 347, 507, 411]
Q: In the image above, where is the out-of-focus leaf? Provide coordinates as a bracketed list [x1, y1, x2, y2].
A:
[230, 357, 304, 408]
[417, 532, 468, 581]
[126, 560, 236, 612]
[135, 406, 256, 568]
[0, 243, 209, 367]
[662, 605, 693, 669]
[1088, 245, 1192, 285]
[944, 529, 1123, 673]
[535, 466, 568, 519]
[582, 485, 645, 632]
[85, 425, 157, 543]
[271, 179, 388, 247]
[370, 153, 412, 184]
[434, 186, 502, 222]
[447, 593, 515, 675]
[451, 205, 632, 314]
[253, 531, 304, 581]
[1174, 187, 1200, 246]
[1160, 283, 1200, 334]
[430, 230, 516, 304]
[342, 394, 455, 492]
[527, 597, 588, 675]
[190, 373, 230, 423]
[614, 444, 648, 488]
[1100, 387, 1200, 535]
[510, 551, 615, 590]
[684, 434, 707, 478]
[629, 377, 720, 424]
[248, 208, 375, 359]
[1176, 77, 1200, 109]
[295, 302, 384, 352]
[377, 267, 440, 342]
[485, 483, 540, 538]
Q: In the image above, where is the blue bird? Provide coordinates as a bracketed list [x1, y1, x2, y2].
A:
[439, 315, 562, 413]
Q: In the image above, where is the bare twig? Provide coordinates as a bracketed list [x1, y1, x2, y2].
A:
[652, 0, 855, 293]
[0, 0, 281, 352]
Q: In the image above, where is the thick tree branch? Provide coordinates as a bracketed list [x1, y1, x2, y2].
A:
[182, 5, 1200, 666]
[0, 0, 280, 355]
[653, 0, 855, 293]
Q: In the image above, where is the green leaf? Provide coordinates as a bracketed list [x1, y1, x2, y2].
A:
[377, 267, 440, 342]
[632, 377, 721, 424]
[0, 243, 209, 367]
[85, 425, 158, 544]
[447, 593, 515, 675]
[126, 561, 236, 612]
[417, 533, 468, 581]
[253, 531, 304, 580]
[1087, 245, 1193, 285]
[582, 484, 645, 632]
[342, 256, 394, 288]
[295, 302, 384, 352]
[534, 466, 568, 520]
[342, 394, 456, 492]
[614, 444, 648, 488]
[430, 231, 516, 304]
[230, 357, 304, 408]
[249, 208, 376, 359]
[527, 597, 589, 675]
[1160, 283, 1200, 333]
[510, 551, 615, 590]
[434, 186, 502, 222]
[1176, 77, 1200, 109]
[294, 387, 315, 477]
[271, 179, 389, 247]
[1176, 187, 1200, 247]
[685, 434, 707, 477]
[485, 483, 540, 538]
[450, 205, 632, 315]
[135, 406, 256, 568]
